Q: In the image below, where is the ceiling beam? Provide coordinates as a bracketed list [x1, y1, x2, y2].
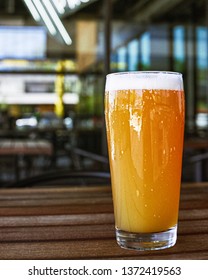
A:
[130, 0, 185, 22]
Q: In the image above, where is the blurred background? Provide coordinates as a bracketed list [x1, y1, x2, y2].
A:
[0, 0, 207, 186]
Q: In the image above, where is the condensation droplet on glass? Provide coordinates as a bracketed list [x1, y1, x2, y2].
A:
[136, 190, 140, 197]
[121, 150, 124, 155]
[145, 204, 147, 208]
[150, 188, 153, 192]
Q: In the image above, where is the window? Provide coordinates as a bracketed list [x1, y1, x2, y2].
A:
[173, 26, 185, 72]
[117, 46, 127, 71]
[127, 39, 139, 71]
[196, 26, 208, 129]
[140, 32, 150, 70]
[0, 26, 47, 59]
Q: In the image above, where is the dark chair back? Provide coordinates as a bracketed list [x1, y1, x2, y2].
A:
[5, 170, 111, 188]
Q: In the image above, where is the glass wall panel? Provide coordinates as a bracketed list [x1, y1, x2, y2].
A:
[173, 26, 185, 72]
[117, 46, 127, 71]
[140, 32, 151, 70]
[196, 26, 208, 132]
[127, 39, 139, 71]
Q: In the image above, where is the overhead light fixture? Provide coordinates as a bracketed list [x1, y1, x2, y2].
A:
[43, 0, 72, 45]
[23, 0, 41, 21]
[31, 0, 57, 36]
[66, 0, 90, 10]
[51, 0, 65, 14]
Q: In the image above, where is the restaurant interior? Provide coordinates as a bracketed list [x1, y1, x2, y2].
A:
[0, 0, 208, 187]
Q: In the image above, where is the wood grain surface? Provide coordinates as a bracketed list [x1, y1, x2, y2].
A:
[0, 183, 207, 260]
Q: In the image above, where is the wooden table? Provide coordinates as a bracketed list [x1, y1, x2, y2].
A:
[0, 139, 53, 180]
[0, 183, 207, 260]
[0, 139, 53, 156]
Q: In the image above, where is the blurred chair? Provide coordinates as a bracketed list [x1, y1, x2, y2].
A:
[4, 170, 111, 188]
[183, 151, 208, 182]
[0, 155, 16, 183]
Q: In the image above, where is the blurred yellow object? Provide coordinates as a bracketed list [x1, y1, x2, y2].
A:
[55, 61, 65, 118]
[55, 96, 64, 117]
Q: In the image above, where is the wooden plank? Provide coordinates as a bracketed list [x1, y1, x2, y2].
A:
[0, 188, 112, 201]
[0, 207, 207, 228]
[0, 219, 207, 242]
[179, 208, 208, 220]
[0, 213, 114, 227]
[0, 185, 206, 201]
[178, 219, 208, 234]
[0, 224, 115, 242]
[0, 234, 208, 260]
[0, 196, 113, 207]
[0, 184, 206, 217]
[180, 188, 208, 198]
[179, 199, 208, 209]
[182, 182, 208, 188]
[0, 187, 111, 201]
[0, 207, 207, 226]
[0, 185, 206, 204]
[0, 195, 206, 210]
[0, 183, 205, 199]
[0, 203, 114, 216]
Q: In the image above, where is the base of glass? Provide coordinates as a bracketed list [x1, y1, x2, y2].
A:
[116, 225, 177, 251]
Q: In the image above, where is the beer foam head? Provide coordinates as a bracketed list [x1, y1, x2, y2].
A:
[105, 71, 183, 91]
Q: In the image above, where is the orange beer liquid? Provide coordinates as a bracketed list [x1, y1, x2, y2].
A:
[105, 89, 184, 233]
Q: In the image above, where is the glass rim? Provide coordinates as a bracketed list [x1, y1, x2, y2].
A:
[106, 71, 182, 78]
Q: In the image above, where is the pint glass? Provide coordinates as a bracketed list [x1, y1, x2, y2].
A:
[105, 71, 185, 250]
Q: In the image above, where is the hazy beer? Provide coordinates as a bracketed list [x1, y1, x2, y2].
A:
[105, 72, 184, 250]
